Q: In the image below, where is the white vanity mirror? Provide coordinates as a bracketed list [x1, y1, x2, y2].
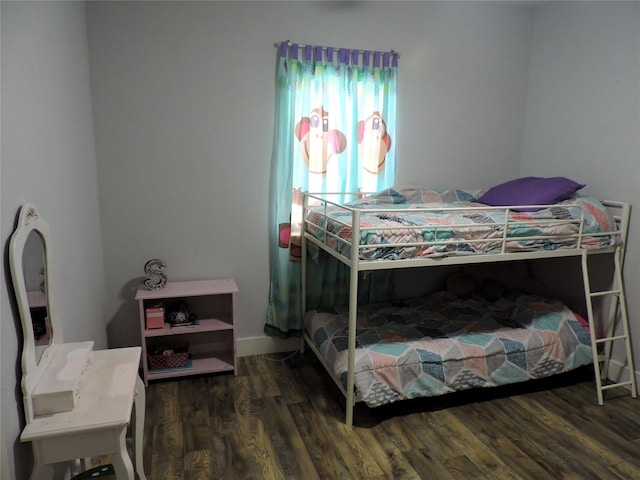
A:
[10, 204, 94, 418]
[22, 229, 50, 364]
[10, 205, 59, 373]
[10, 204, 146, 480]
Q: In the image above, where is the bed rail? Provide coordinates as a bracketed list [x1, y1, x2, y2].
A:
[302, 191, 623, 271]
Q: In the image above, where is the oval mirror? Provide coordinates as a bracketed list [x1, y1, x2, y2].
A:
[9, 204, 59, 373]
[22, 231, 50, 363]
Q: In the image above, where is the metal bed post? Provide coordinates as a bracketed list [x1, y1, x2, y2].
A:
[345, 209, 361, 427]
[581, 201, 636, 403]
[581, 251, 605, 404]
[605, 202, 635, 397]
[600, 200, 631, 379]
[613, 246, 637, 397]
[300, 194, 308, 354]
[601, 202, 632, 384]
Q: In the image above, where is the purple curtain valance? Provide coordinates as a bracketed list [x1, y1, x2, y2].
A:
[278, 41, 399, 68]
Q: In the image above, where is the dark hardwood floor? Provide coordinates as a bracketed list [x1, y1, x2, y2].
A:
[140, 351, 640, 479]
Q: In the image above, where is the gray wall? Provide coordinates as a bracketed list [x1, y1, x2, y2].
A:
[85, 1, 533, 350]
[521, 2, 640, 359]
[1, 2, 107, 478]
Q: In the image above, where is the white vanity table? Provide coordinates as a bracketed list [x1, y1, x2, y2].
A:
[10, 204, 147, 480]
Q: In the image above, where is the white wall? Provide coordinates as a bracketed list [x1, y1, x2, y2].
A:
[1, 2, 106, 477]
[85, 0, 534, 349]
[521, 2, 640, 370]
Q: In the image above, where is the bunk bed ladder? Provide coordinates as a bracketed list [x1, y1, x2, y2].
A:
[581, 247, 637, 404]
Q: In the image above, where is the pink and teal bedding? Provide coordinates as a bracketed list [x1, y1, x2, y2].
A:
[304, 291, 592, 408]
[305, 186, 617, 261]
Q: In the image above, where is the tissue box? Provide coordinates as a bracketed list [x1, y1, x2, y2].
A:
[32, 341, 94, 416]
[146, 307, 165, 329]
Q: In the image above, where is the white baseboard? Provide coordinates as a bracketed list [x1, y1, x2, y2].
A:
[602, 358, 639, 394]
[237, 335, 301, 357]
[606, 359, 625, 382]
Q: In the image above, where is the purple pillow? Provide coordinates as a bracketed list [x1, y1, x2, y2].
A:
[475, 177, 585, 210]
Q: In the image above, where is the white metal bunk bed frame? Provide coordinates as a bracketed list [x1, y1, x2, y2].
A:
[300, 192, 637, 426]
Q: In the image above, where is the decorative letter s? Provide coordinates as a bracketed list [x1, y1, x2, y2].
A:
[144, 259, 167, 290]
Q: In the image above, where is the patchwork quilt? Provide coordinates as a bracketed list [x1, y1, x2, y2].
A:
[305, 187, 617, 260]
[305, 291, 593, 408]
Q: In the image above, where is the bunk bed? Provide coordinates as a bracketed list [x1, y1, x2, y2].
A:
[300, 181, 637, 425]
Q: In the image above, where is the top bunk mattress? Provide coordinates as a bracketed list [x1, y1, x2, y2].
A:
[304, 185, 620, 261]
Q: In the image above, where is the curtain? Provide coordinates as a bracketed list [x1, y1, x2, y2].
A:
[265, 41, 398, 337]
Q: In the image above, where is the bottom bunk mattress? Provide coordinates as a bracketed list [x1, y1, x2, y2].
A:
[304, 291, 593, 408]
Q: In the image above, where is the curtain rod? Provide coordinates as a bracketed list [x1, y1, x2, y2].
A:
[274, 40, 400, 58]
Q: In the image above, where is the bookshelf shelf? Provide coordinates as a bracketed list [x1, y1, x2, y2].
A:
[135, 279, 238, 386]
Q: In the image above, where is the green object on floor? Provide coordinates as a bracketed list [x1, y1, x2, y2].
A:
[71, 464, 115, 479]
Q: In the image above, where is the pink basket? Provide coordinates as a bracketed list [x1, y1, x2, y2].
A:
[147, 343, 189, 370]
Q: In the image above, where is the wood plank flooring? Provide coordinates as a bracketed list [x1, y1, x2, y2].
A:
[140, 351, 640, 479]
